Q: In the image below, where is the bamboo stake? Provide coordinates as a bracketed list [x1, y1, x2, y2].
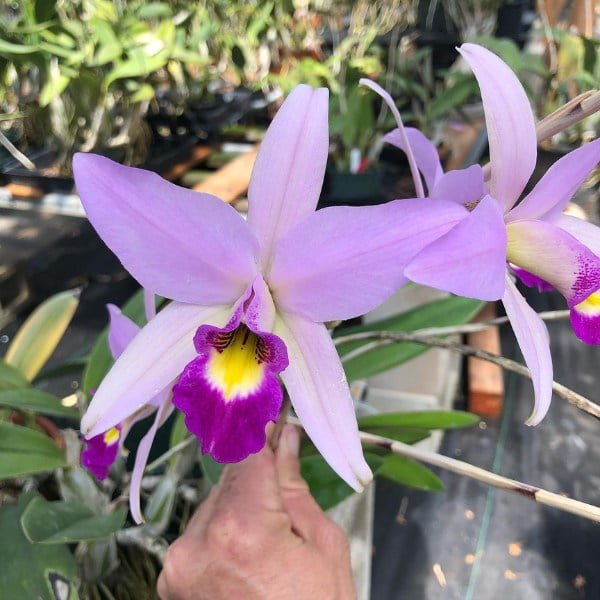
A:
[286, 416, 600, 523]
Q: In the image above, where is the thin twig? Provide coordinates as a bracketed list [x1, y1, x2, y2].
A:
[536, 90, 600, 143]
[287, 417, 600, 523]
[483, 90, 600, 179]
[334, 309, 570, 343]
[0, 130, 35, 171]
[335, 331, 600, 420]
[145, 436, 196, 473]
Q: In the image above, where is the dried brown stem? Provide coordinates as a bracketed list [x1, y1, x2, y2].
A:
[334, 330, 600, 420]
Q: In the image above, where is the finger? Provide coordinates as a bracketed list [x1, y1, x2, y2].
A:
[214, 434, 283, 515]
[276, 425, 326, 540]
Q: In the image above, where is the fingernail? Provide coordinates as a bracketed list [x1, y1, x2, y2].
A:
[281, 425, 300, 456]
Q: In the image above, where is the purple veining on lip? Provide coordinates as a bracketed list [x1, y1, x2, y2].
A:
[512, 266, 554, 293]
[571, 259, 600, 307]
[172, 315, 288, 463]
[81, 425, 122, 480]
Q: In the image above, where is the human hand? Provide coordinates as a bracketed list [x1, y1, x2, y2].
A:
[157, 424, 356, 600]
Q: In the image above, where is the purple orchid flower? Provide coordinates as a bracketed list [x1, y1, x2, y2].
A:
[366, 44, 600, 425]
[74, 85, 469, 493]
[81, 301, 172, 522]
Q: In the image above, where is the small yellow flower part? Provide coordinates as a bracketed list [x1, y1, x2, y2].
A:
[103, 427, 121, 446]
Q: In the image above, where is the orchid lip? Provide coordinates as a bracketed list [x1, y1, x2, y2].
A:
[172, 294, 289, 463]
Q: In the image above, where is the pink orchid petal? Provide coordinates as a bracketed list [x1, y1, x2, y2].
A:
[431, 165, 486, 205]
[458, 43, 537, 211]
[106, 304, 140, 358]
[360, 79, 424, 198]
[144, 289, 156, 322]
[507, 139, 600, 222]
[247, 85, 329, 266]
[130, 395, 174, 524]
[382, 127, 444, 195]
[506, 220, 600, 306]
[82, 301, 231, 438]
[73, 153, 258, 305]
[570, 292, 600, 345]
[502, 274, 552, 425]
[404, 195, 507, 300]
[269, 198, 468, 322]
[556, 215, 600, 257]
[274, 313, 372, 491]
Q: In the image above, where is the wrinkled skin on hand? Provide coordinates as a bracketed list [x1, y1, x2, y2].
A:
[157, 425, 356, 600]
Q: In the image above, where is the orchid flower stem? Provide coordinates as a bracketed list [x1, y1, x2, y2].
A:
[283, 416, 600, 523]
[335, 331, 600, 420]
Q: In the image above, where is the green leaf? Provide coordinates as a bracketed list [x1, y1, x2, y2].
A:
[0, 389, 78, 418]
[377, 454, 444, 492]
[301, 453, 383, 511]
[130, 82, 155, 103]
[360, 426, 431, 445]
[82, 289, 149, 398]
[34, 357, 88, 383]
[137, 2, 173, 19]
[0, 497, 77, 599]
[21, 497, 126, 544]
[200, 454, 224, 485]
[0, 360, 29, 391]
[5, 289, 80, 381]
[144, 475, 177, 526]
[336, 296, 484, 381]
[0, 423, 67, 478]
[39, 73, 70, 106]
[358, 410, 479, 430]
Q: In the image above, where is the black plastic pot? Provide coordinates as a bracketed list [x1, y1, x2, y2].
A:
[1, 147, 74, 193]
[319, 168, 384, 208]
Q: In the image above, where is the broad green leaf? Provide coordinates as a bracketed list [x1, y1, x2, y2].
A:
[144, 475, 177, 526]
[336, 296, 484, 381]
[39, 73, 70, 107]
[0, 423, 67, 477]
[358, 410, 479, 430]
[5, 289, 80, 381]
[377, 455, 444, 492]
[21, 497, 126, 544]
[200, 454, 224, 485]
[130, 82, 155, 103]
[34, 357, 88, 383]
[82, 289, 148, 397]
[0, 496, 77, 599]
[137, 2, 173, 19]
[0, 360, 29, 391]
[360, 426, 431, 445]
[301, 453, 383, 511]
[0, 389, 78, 418]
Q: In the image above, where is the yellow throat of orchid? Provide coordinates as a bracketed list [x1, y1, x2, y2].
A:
[206, 326, 266, 401]
[574, 291, 600, 315]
